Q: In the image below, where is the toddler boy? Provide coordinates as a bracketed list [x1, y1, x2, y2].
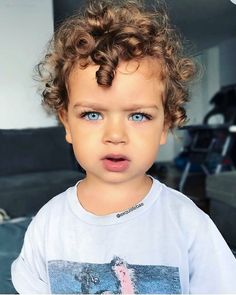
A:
[11, 0, 236, 293]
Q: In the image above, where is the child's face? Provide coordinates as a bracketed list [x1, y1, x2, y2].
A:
[60, 58, 168, 184]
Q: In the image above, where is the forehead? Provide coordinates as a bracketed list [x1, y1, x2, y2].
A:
[67, 57, 164, 106]
[116, 57, 163, 79]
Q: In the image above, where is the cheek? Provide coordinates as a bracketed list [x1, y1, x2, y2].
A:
[132, 132, 161, 160]
[70, 130, 99, 159]
[69, 122, 91, 144]
[135, 124, 164, 144]
[71, 143, 93, 170]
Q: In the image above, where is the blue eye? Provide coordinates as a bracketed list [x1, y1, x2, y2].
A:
[129, 113, 151, 121]
[80, 112, 102, 120]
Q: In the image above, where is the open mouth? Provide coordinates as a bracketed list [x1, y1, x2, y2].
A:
[106, 157, 126, 162]
[103, 154, 130, 161]
[102, 155, 130, 172]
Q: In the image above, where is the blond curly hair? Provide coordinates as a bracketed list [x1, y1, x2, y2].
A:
[36, 0, 196, 130]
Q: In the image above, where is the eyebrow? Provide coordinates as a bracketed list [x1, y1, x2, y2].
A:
[73, 102, 159, 111]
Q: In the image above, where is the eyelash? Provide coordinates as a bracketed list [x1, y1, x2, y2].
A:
[79, 111, 152, 121]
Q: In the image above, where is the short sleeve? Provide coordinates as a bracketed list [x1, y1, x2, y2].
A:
[11, 217, 49, 294]
[189, 213, 236, 293]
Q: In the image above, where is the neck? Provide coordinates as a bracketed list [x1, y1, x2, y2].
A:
[76, 175, 152, 216]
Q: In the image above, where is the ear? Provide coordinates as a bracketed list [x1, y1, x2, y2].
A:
[58, 109, 72, 144]
[160, 125, 169, 145]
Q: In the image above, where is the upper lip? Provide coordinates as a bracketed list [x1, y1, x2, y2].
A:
[102, 154, 130, 161]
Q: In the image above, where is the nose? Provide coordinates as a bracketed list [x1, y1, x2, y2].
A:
[102, 117, 128, 145]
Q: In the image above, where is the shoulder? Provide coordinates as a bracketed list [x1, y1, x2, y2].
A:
[155, 178, 202, 212]
[153, 179, 221, 249]
[154, 178, 210, 231]
[28, 184, 76, 232]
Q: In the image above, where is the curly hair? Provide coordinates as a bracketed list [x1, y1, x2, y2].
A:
[36, 0, 196, 130]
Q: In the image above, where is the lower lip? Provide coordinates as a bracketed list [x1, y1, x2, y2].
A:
[102, 159, 130, 172]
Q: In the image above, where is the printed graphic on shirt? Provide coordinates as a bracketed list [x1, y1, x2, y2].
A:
[48, 256, 181, 294]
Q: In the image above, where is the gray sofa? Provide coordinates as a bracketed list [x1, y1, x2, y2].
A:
[0, 126, 85, 217]
[206, 171, 236, 248]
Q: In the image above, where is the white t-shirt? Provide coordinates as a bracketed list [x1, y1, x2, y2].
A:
[11, 176, 236, 294]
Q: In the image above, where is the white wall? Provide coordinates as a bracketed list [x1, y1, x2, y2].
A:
[219, 37, 236, 87]
[0, 0, 57, 129]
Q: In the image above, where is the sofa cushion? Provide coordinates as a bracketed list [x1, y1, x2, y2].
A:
[0, 170, 85, 217]
[0, 217, 32, 294]
[206, 171, 236, 208]
[206, 171, 236, 248]
[0, 126, 77, 176]
[209, 199, 236, 248]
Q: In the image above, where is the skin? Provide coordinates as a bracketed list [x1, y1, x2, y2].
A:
[59, 57, 168, 215]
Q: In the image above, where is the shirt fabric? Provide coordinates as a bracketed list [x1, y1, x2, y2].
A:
[11, 175, 236, 294]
